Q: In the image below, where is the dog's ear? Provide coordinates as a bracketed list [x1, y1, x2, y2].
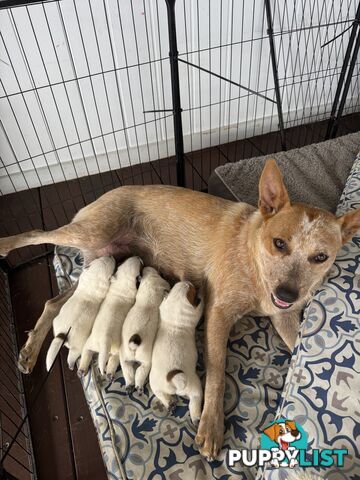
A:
[337, 208, 360, 243]
[263, 423, 279, 441]
[285, 420, 297, 431]
[259, 159, 290, 216]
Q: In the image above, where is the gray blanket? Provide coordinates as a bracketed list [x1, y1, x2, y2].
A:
[209, 132, 360, 212]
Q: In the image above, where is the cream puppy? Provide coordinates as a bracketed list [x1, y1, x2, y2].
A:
[46, 256, 115, 371]
[120, 267, 170, 394]
[78, 256, 142, 381]
[149, 281, 203, 424]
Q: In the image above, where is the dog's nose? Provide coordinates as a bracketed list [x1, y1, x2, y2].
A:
[291, 429, 299, 436]
[275, 285, 299, 303]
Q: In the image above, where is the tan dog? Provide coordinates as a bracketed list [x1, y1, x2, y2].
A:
[2, 159, 360, 460]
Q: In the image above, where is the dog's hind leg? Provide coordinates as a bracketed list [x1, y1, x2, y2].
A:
[105, 354, 119, 383]
[153, 391, 177, 413]
[0, 222, 106, 258]
[134, 361, 151, 394]
[120, 351, 136, 393]
[18, 284, 77, 374]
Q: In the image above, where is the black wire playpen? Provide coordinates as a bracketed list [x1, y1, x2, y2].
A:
[1, 0, 360, 477]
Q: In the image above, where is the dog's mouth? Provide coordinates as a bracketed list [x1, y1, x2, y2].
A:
[280, 439, 289, 450]
[271, 293, 293, 310]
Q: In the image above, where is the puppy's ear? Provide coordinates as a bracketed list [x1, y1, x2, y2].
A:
[259, 159, 290, 216]
[263, 423, 279, 441]
[337, 208, 360, 243]
[186, 283, 197, 307]
[285, 420, 297, 431]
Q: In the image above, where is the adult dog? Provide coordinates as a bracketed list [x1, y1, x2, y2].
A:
[1, 159, 359, 460]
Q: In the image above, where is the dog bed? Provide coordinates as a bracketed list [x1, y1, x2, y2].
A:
[53, 151, 360, 479]
[208, 132, 360, 212]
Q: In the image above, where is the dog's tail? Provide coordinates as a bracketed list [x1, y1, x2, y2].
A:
[98, 335, 111, 375]
[167, 369, 187, 391]
[46, 334, 66, 371]
[128, 334, 142, 352]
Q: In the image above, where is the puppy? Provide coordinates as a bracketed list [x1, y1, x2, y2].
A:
[119, 266, 170, 394]
[263, 420, 301, 468]
[46, 256, 115, 371]
[149, 281, 203, 424]
[78, 256, 142, 381]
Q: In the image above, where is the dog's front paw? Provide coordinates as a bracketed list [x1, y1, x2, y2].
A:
[107, 373, 115, 383]
[125, 384, 135, 394]
[17, 338, 38, 374]
[195, 411, 224, 462]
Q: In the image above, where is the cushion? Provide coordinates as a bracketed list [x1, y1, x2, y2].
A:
[208, 132, 360, 212]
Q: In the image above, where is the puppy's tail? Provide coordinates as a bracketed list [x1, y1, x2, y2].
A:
[128, 334, 141, 352]
[167, 369, 187, 391]
[46, 334, 66, 371]
[98, 335, 111, 375]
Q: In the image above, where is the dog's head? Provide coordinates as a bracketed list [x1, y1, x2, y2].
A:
[263, 420, 301, 449]
[255, 159, 360, 311]
[112, 256, 143, 292]
[136, 266, 170, 299]
[82, 256, 116, 282]
[160, 281, 203, 327]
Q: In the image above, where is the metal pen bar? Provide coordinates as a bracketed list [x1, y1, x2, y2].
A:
[165, 0, 185, 187]
[326, 0, 360, 138]
[178, 58, 277, 104]
[264, 0, 286, 150]
[331, 21, 360, 137]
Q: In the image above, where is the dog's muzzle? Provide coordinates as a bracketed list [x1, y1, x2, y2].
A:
[271, 293, 293, 309]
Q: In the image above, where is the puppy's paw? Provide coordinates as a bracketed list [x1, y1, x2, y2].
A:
[107, 373, 115, 383]
[136, 386, 144, 396]
[125, 384, 135, 394]
[190, 415, 200, 427]
[167, 398, 177, 414]
[195, 412, 224, 462]
[77, 369, 85, 378]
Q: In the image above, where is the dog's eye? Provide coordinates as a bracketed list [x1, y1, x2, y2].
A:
[273, 238, 286, 251]
[313, 253, 328, 263]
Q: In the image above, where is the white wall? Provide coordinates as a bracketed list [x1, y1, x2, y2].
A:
[0, 0, 359, 194]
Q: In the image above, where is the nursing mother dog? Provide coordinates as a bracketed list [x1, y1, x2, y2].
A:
[1, 159, 360, 461]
